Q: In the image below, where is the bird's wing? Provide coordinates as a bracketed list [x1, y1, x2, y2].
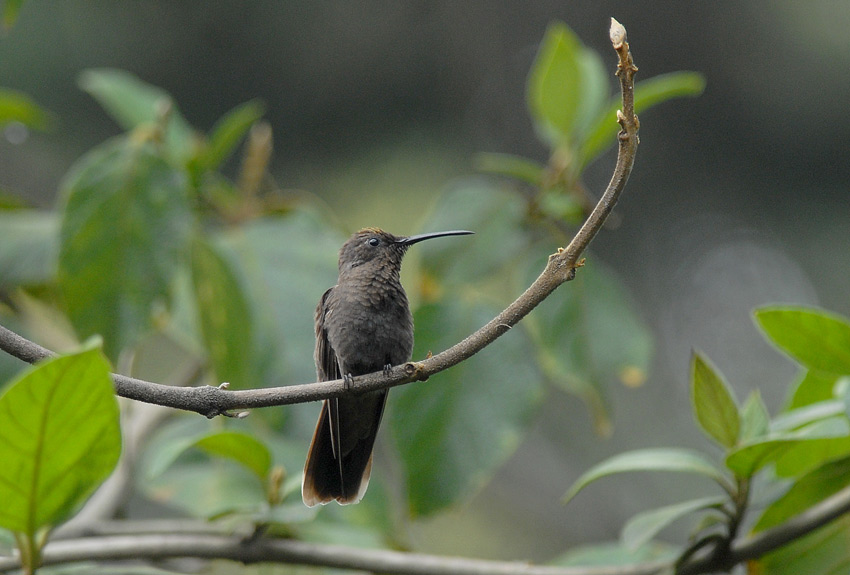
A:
[314, 286, 341, 382]
[314, 286, 343, 471]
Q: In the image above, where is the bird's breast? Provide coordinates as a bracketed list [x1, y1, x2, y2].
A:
[325, 280, 414, 376]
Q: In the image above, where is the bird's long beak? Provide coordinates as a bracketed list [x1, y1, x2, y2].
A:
[397, 230, 474, 246]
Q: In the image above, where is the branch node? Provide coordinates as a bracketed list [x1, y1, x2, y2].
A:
[403, 361, 426, 380]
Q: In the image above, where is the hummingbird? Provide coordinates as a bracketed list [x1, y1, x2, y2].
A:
[302, 227, 473, 506]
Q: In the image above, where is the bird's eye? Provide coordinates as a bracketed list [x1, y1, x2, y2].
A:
[368, 237, 380, 247]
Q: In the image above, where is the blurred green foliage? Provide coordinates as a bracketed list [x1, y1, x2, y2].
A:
[0, 17, 747, 573]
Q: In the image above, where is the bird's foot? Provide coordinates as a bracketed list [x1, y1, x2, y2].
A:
[343, 373, 354, 391]
[383, 363, 393, 377]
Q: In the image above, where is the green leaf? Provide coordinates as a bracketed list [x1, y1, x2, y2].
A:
[0, 211, 58, 287]
[200, 99, 265, 171]
[755, 455, 850, 532]
[725, 417, 850, 478]
[58, 137, 192, 360]
[190, 237, 256, 388]
[771, 400, 846, 433]
[580, 72, 706, 167]
[526, 22, 608, 147]
[193, 431, 272, 483]
[473, 152, 545, 186]
[146, 458, 266, 519]
[0, 344, 121, 534]
[140, 419, 267, 518]
[740, 389, 770, 442]
[529, 258, 653, 435]
[755, 306, 850, 375]
[391, 299, 544, 516]
[749, 514, 850, 575]
[218, 211, 342, 388]
[691, 352, 741, 449]
[773, 436, 850, 479]
[416, 178, 529, 285]
[621, 496, 726, 551]
[761, 401, 850, 478]
[788, 370, 840, 409]
[78, 69, 195, 161]
[0, 88, 52, 130]
[563, 448, 730, 504]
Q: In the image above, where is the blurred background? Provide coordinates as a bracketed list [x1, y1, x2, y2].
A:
[1, 0, 849, 562]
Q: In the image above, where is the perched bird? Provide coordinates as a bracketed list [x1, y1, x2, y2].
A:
[302, 227, 473, 506]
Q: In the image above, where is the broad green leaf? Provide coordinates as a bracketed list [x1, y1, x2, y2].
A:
[0, 344, 120, 534]
[580, 71, 706, 168]
[2, 0, 24, 28]
[0, 88, 51, 130]
[788, 370, 840, 409]
[145, 458, 266, 519]
[528, 258, 653, 434]
[563, 448, 730, 504]
[740, 389, 770, 442]
[725, 417, 850, 478]
[200, 99, 265, 171]
[755, 306, 850, 375]
[527, 22, 583, 146]
[193, 431, 272, 483]
[750, 514, 850, 575]
[58, 137, 192, 360]
[140, 419, 266, 518]
[218, 211, 342, 389]
[416, 178, 528, 286]
[526, 22, 608, 148]
[473, 152, 545, 186]
[754, 455, 850, 532]
[621, 496, 726, 551]
[691, 352, 740, 449]
[191, 237, 256, 389]
[0, 211, 58, 287]
[773, 436, 850, 478]
[391, 299, 544, 516]
[771, 400, 845, 433]
[78, 69, 195, 161]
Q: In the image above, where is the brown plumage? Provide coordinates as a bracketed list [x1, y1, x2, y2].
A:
[302, 227, 473, 506]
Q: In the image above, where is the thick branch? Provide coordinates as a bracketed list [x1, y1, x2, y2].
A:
[4, 483, 850, 575]
[0, 532, 666, 575]
[3, 482, 849, 575]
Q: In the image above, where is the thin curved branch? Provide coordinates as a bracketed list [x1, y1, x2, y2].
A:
[0, 22, 640, 418]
